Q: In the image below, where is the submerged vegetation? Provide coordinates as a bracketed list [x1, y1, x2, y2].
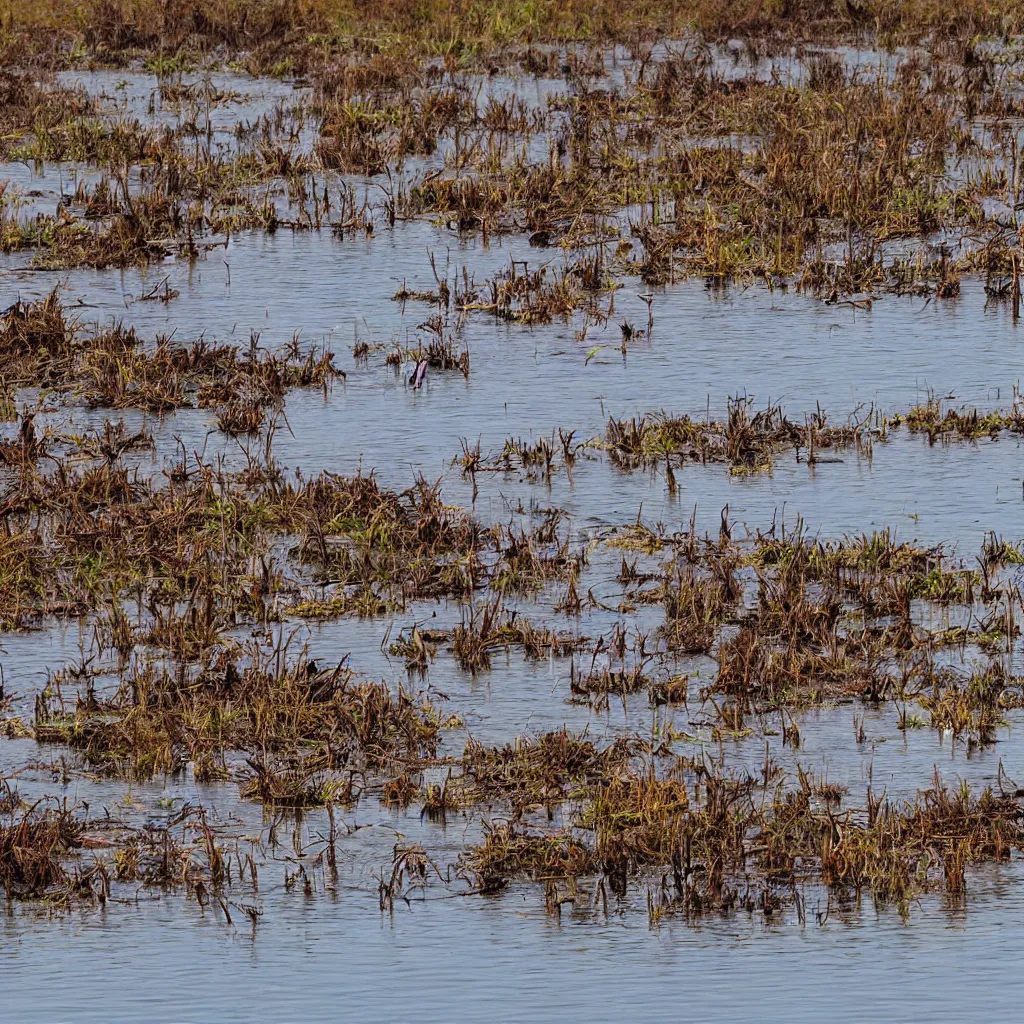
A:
[5, 0, 1024, 945]
[4, 9, 1024, 297]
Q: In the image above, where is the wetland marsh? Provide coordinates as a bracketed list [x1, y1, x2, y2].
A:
[5, 3, 1024, 1020]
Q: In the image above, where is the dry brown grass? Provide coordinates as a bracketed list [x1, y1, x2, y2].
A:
[6, 0, 1024, 62]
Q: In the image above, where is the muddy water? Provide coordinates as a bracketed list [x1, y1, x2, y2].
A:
[4, 69, 1024, 1023]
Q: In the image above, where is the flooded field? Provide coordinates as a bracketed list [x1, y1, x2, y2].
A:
[6, 3, 1024, 1020]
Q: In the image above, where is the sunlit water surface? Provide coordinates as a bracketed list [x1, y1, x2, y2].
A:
[3, 65, 1024, 1023]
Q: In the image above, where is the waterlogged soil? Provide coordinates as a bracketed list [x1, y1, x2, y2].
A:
[4, 54, 1024, 1023]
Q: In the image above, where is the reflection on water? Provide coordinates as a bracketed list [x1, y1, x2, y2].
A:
[4, 845, 1024, 1022]
[3, 67, 1024, 1024]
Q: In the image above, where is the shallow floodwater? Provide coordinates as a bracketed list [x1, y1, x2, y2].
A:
[7, 867, 1024, 1024]
[4, 64, 1024, 1023]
